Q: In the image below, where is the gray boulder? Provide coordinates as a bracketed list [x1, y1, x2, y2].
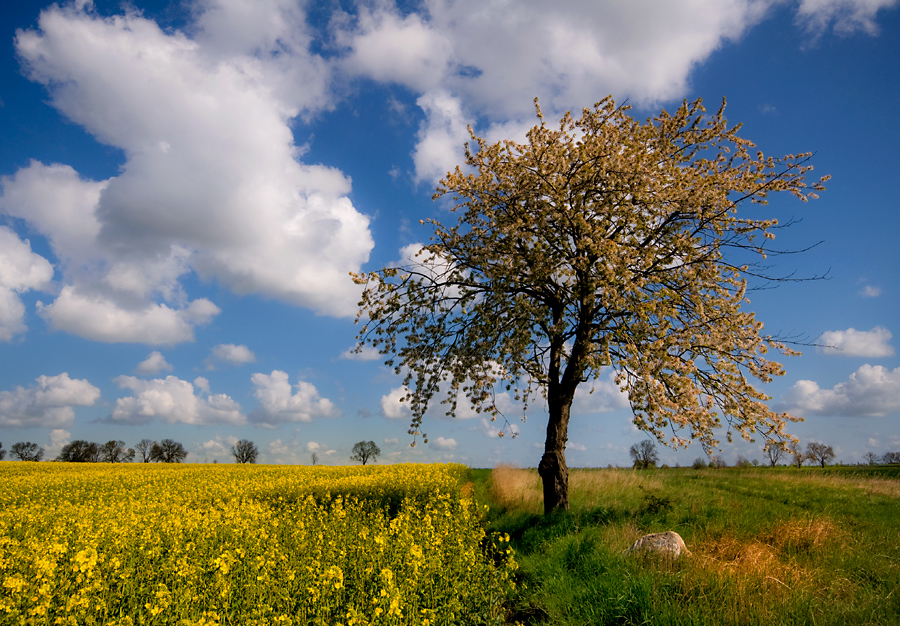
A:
[626, 531, 689, 558]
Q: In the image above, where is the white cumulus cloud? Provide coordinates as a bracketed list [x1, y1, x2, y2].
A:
[205, 343, 257, 369]
[795, 0, 899, 36]
[250, 370, 339, 427]
[0, 373, 101, 427]
[782, 364, 900, 417]
[2, 1, 374, 348]
[0, 226, 54, 341]
[136, 351, 174, 374]
[818, 326, 894, 357]
[432, 436, 457, 450]
[110, 375, 245, 425]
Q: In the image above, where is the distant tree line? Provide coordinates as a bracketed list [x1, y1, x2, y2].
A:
[0, 438, 267, 464]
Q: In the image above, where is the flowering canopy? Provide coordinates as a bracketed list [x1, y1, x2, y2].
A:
[354, 97, 827, 511]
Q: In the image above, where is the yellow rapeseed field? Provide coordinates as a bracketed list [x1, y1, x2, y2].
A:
[0, 463, 516, 626]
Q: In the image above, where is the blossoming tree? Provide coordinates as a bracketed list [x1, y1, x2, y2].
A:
[354, 97, 827, 512]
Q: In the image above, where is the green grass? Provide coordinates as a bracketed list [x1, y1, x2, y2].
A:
[474, 466, 900, 626]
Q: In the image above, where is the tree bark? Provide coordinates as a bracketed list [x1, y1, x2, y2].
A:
[538, 379, 576, 513]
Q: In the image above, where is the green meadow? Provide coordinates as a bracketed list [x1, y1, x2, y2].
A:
[477, 465, 900, 626]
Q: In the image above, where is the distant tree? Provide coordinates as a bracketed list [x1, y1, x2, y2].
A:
[135, 439, 154, 463]
[711, 456, 728, 469]
[310, 452, 319, 466]
[735, 455, 753, 469]
[765, 444, 785, 467]
[100, 440, 135, 463]
[350, 441, 381, 465]
[11, 442, 44, 462]
[805, 442, 835, 468]
[629, 439, 659, 469]
[863, 451, 879, 465]
[230, 439, 259, 464]
[0, 442, 6, 461]
[883, 451, 900, 464]
[691, 457, 707, 470]
[789, 442, 806, 468]
[150, 439, 188, 463]
[57, 440, 100, 462]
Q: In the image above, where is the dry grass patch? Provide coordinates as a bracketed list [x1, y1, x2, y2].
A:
[489, 464, 542, 512]
[764, 516, 847, 554]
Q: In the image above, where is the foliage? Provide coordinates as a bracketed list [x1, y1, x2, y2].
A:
[691, 457, 707, 470]
[230, 439, 259, 464]
[354, 96, 826, 512]
[350, 440, 381, 465]
[0, 442, 5, 461]
[10, 442, 43, 462]
[484, 466, 900, 626]
[789, 441, 806, 467]
[765, 443, 785, 467]
[882, 451, 900, 464]
[135, 438, 154, 463]
[806, 442, 835, 468]
[100, 440, 134, 463]
[0, 463, 516, 624]
[150, 439, 188, 463]
[311, 452, 319, 466]
[630, 439, 659, 469]
[57, 440, 100, 463]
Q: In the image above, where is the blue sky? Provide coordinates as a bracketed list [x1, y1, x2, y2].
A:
[0, 0, 898, 467]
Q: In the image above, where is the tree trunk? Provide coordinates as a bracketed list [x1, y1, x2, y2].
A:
[538, 386, 575, 513]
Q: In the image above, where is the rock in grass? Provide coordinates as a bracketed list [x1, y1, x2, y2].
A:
[627, 531, 689, 558]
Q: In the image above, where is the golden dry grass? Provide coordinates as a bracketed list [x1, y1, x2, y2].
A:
[488, 465, 666, 513]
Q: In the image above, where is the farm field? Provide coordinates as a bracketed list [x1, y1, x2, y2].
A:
[0, 463, 516, 626]
[481, 465, 900, 626]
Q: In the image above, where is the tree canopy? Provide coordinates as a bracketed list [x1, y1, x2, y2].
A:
[629, 439, 659, 469]
[354, 97, 826, 512]
[150, 439, 188, 463]
[350, 441, 381, 465]
[231, 439, 259, 464]
[11, 442, 44, 462]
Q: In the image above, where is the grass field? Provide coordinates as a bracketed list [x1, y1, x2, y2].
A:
[478, 465, 900, 626]
[0, 463, 516, 626]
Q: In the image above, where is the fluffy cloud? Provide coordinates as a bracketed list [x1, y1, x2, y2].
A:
[0, 373, 101, 427]
[335, 0, 779, 182]
[818, 326, 894, 357]
[46, 429, 72, 460]
[197, 435, 239, 459]
[136, 351, 174, 374]
[2, 1, 373, 347]
[205, 343, 256, 369]
[782, 364, 900, 417]
[340, 344, 382, 361]
[250, 370, 339, 427]
[412, 90, 472, 184]
[333, 0, 898, 183]
[37, 286, 219, 345]
[432, 436, 457, 450]
[571, 370, 631, 414]
[110, 375, 245, 425]
[795, 0, 899, 36]
[0, 226, 54, 341]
